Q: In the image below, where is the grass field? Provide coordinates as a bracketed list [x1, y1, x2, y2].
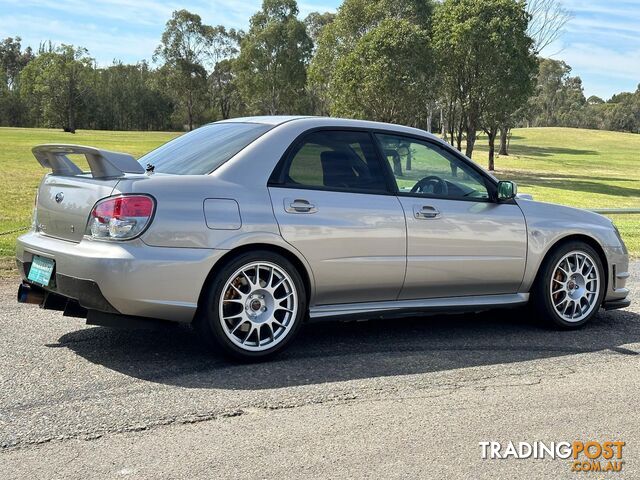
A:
[472, 127, 639, 257]
[0, 126, 638, 276]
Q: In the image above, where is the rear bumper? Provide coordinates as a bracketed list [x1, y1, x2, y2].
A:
[16, 231, 226, 322]
[16, 265, 118, 313]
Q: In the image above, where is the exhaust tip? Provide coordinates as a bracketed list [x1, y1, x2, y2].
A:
[17, 283, 45, 305]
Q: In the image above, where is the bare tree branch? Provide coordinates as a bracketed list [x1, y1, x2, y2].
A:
[526, 0, 573, 54]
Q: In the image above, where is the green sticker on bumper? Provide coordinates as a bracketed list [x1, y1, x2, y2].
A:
[28, 255, 55, 286]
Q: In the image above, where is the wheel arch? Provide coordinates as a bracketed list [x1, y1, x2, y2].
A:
[196, 242, 314, 318]
[533, 233, 609, 293]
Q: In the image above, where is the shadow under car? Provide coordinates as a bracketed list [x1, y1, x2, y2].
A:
[52, 306, 640, 391]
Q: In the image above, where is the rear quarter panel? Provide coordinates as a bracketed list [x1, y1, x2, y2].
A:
[113, 175, 280, 249]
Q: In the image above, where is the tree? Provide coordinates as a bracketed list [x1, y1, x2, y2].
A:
[526, 58, 586, 127]
[434, 0, 534, 160]
[498, 0, 570, 154]
[557, 76, 587, 127]
[304, 11, 336, 47]
[587, 95, 604, 105]
[303, 10, 336, 115]
[604, 88, 640, 134]
[0, 37, 33, 126]
[154, 10, 215, 130]
[309, 0, 434, 122]
[0, 37, 33, 89]
[234, 0, 312, 115]
[209, 59, 239, 119]
[479, 7, 537, 170]
[519, 63, 640, 134]
[478, 2, 537, 168]
[207, 26, 239, 66]
[20, 44, 93, 132]
[329, 18, 434, 126]
[89, 61, 174, 130]
[206, 26, 240, 120]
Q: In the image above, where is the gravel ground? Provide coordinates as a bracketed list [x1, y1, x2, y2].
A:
[0, 263, 637, 479]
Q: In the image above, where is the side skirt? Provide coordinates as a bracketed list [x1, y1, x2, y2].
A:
[308, 293, 530, 322]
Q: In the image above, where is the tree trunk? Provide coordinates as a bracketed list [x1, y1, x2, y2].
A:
[220, 96, 230, 120]
[393, 156, 403, 176]
[426, 106, 433, 133]
[465, 127, 476, 158]
[406, 148, 412, 171]
[67, 107, 76, 133]
[449, 122, 456, 148]
[499, 126, 509, 156]
[440, 107, 447, 142]
[187, 88, 194, 131]
[67, 76, 76, 134]
[487, 127, 497, 171]
[455, 112, 465, 151]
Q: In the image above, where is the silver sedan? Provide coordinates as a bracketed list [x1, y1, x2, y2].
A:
[16, 116, 631, 360]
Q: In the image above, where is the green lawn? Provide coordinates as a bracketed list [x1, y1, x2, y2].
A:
[472, 128, 639, 257]
[0, 126, 637, 276]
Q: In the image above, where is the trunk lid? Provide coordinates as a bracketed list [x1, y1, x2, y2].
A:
[36, 175, 120, 242]
[31, 144, 146, 243]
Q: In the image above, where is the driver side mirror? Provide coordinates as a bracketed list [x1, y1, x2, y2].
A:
[497, 181, 517, 201]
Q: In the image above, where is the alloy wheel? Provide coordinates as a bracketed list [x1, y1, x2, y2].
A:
[218, 261, 298, 352]
[549, 250, 600, 322]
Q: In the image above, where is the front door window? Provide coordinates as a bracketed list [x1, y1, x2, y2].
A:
[375, 134, 490, 200]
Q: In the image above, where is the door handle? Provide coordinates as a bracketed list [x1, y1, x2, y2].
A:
[413, 205, 440, 219]
[285, 198, 317, 213]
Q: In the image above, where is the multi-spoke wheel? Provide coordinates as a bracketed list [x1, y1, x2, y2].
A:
[195, 251, 306, 360]
[219, 262, 298, 351]
[550, 251, 600, 322]
[533, 241, 605, 328]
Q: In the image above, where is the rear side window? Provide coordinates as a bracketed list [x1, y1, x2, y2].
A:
[281, 131, 389, 193]
[138, 122, 271, 175]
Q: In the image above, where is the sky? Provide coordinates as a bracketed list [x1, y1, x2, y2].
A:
[0, 0, 638, 100]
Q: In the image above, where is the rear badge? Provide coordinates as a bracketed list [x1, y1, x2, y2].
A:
[55, 192, 64, 203]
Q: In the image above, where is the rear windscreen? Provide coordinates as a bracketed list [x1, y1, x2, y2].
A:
[138, 122, 272, 175]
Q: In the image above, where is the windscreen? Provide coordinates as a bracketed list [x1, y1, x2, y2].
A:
[138, 122, 272, 175]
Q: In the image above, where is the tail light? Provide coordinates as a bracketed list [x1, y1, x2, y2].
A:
[87, 195, 155, 240]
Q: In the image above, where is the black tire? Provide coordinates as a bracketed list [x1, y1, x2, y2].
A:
[195, 250, 307, 361]
[531, 241, 605, 329]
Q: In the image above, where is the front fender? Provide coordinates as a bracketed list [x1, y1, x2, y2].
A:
[517, 199, 622, 292]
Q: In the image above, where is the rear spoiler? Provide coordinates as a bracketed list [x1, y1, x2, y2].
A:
[32, 144, 145, 178]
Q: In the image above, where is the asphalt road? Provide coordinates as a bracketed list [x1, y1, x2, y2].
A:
[1, 263, 638, 479]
